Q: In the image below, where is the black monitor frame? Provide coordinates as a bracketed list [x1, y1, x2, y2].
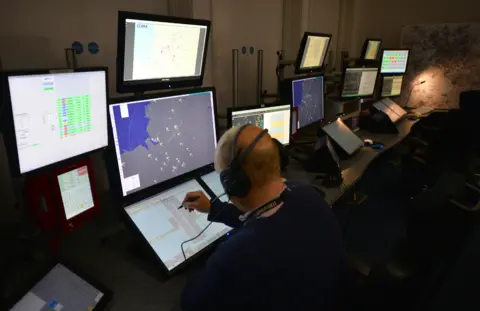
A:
[106, 87, 219, 202]
[3, 259, 113, 311]
[1, 67, 109, 176]
[226, 102, 292, 145]
[380, 49, 410, 74]
[339, 65, 379, 100]
[116, 11, 211, 94]
[380, 74, 404, 98]
[294, 32, 332, 75]
[360, 38, 382, 60]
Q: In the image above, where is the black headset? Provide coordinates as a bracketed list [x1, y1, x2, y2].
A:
[220, 125, 269, 198]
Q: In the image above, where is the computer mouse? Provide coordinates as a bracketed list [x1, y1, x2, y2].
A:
[363, 139, 373, 146]
[372, 144, 385, 150]
[408, 116, 419, 121]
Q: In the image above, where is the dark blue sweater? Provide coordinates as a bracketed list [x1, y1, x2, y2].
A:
[181, 181, 346, 311]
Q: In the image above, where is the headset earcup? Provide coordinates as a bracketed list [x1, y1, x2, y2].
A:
[220, 167, 251, 198]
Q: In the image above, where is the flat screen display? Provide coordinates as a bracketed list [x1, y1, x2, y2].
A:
[364, 40, 381, 60]
[9, 264, 106, 311]
[373, 101, 401, 123]
[341, 67, 378, 98]
[380, 50, 409, 74]
[292, 76, 324, 129]
[231, 105, 291, 145]
[57, 166, 94, 220]
[124, 179, 231, 272]
[7, 70, 108, 173]
[382, 98, 407, 118]
[322, 119, 364, 155]
[381, 75, 403, 97]
[109, 90, 217, 196]
[200, 171, 228, 202]
[118, 11, 209, 92]
[299, 35, 330, 70]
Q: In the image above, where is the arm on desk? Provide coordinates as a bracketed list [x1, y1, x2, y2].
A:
[208, 200, 243, 228]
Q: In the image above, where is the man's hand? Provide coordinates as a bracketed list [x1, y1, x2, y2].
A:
[183, 191, 211, 214]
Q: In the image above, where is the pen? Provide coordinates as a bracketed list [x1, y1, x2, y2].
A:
[177, 195, 200, 209]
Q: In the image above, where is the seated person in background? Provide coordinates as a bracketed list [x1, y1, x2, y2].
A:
[181, 124, 346, 311]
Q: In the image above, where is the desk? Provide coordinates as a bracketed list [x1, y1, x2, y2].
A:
[285, 118, 417, 205]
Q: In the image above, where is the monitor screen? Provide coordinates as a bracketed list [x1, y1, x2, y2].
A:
[381, 75, 403, 97]
[363, 40, 381, 60]
[296, 33, 331, 73]
[341, 67, 378, 98]
[7, 70, 108, 174]
[380, 50, 409, 74]
[231, 105, 291, 145]
[200, 171, 228, 202]
[373, 101, 401, 123]
[9, 264, 106, 311]
[109, 90, 217, 196]
[322, 119, 364, 155]
[117, 11, 210, 92]
[292, 76, 324, 129]
[57, 165, 94, 220]
[124, 179, 231, 272]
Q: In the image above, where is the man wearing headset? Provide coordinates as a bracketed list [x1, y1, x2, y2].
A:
[180, 124, 346, 311]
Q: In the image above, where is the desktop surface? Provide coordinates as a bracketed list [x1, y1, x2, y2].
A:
[341, 67, 378, 98]
[231, 105, 291, 145]
[7, 70, 108, 174]
[109, 90, 217, 196]
[124, 179, 231, 272]
[58, 166, 94, 220]
[292, 76, 324, 129]
[9, 263, 106, 311]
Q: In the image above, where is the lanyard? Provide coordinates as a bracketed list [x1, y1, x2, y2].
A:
[239, 190, 286, 224]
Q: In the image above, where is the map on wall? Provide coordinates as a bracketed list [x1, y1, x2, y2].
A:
[400, 22, 480, 109]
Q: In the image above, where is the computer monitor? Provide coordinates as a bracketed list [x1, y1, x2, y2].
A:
[373, 101, 401, 123]
[109, 88, 218, 197]
[124, 178, 231, 273]
[229, 104, 291, 145]
[341, 67, 378, 99]
[8, 262, 111, 311]
[5, 69, 108, 174]
[361, 39, 382, 60]
[57, 165, 95, 220]
[380, 49, 410, 74]
[291, 76, 325, 129]
[322, 119, 364, 156]
[116, 11, 211, 93]
[381, 75, 403, 97]
[295, 32, 332, 74]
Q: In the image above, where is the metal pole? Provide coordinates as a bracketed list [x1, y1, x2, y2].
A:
[257, 49, 264, 106]
[232, 49, 239, 108]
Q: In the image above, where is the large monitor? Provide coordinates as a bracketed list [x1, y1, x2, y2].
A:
[116, 11, 210, 93]
[322, 119, 364, 156]
[292, 76, 324, 129]
[295, 32, 332, 74]
[380, 49, 410, 74]
[124, 178, 231, 273]
[341, 67, 379, 99]
[5, 69, 108, 174]
[381, 75, 403, 97]
[7, 262, 111, 311]
[229, 104, 291, 145]
[109, 88, 218, 197]
[361, 39, 382, 60]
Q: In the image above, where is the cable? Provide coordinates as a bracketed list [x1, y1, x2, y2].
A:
[180, 194, 228, 263]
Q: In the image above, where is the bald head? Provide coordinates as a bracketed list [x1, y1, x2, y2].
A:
[215, 125, 281, 187]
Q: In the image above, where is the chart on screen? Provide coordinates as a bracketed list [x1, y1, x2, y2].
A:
[57, 166, 94, 220]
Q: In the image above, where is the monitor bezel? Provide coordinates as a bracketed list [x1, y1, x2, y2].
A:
[380, 49, 410, 74]
[1, 67, 109, 176]
[120, 171, 232, 278]
[380, 74, 404, 98]
[360, 38, 382, 60]
[107, 87, 220, 201]
[227, 102, 292, 145]
[294, 32, 332, 75]
[340, 65, 379, 99]
[3, 259, 113, 311]
[116, 11, 211, 94]
[291, 75, 326, 130]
